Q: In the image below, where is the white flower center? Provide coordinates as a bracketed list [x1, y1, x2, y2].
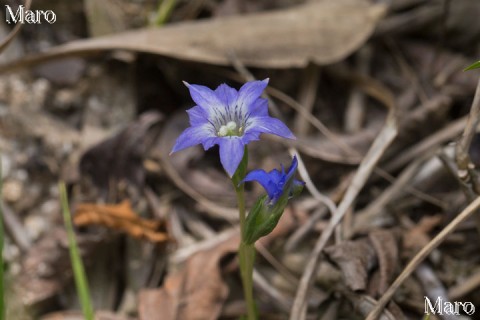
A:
[226, 121, 237, 131]
[217, 121, 240, 137]
[218, 125, 229, 136]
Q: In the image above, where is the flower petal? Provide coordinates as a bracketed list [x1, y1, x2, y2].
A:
[249, 98, 269, 117]
[170, 124, 214, 154]
[247, 116, 296, 139]
[242, 156, 303, 203]
[202, 136, 220, 150]
[183, 81, 224, 112]
[237, 79, 269, 111]
[285, 155, 299, 182]
[218, 137, 244, 177]
[186, 105, 209, 126]
[215, 83, 238, 110]
[240, 131, 261, 145]
[242, 169, 278, 199]
[268, 169, 284, 185]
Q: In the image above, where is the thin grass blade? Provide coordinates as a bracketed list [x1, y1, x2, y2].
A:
[59, 182, 94, 320]
[464, 60, 480, 71]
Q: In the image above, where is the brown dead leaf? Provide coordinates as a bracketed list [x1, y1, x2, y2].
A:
[138, 233, 240, 320]
[0, 0, 385, 71]
[74, 200, 168, 243]
[368, 230, 399, 296]
[325, 239, 377, 291]
[324, 231, 399, 296]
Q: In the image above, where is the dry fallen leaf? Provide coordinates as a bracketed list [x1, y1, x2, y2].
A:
[325, 238, 377, 291]
[368, 230, 399, 295]
[324, 231, 399, 297]
[138, 233, 240, 320]
[74, 200, 168, 243]
[0, 0, 386, 71]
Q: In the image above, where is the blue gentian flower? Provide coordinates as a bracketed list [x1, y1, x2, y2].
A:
[170, 79, 295, 177]
[242, 156, 305, 204]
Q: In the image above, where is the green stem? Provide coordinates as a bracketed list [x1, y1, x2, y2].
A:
[235, 184, 257, 320]
[237, 184, 247, 239]
[231, 148, 256, 319]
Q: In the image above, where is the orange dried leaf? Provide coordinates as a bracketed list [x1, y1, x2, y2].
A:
[73, 200, 168, 243]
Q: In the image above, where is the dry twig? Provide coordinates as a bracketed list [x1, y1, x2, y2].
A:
[455, 77, 480, 188]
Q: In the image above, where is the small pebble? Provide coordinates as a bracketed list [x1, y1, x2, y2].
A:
[25, 214, 48, 241]
[40, 199, 60, 218]
[1, 153, 12, 178]
[3, 179, 23, 203]
[52, 88, 77, 110]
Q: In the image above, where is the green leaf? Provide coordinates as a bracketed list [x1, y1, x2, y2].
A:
[243, 195, 269, 244]
[464, 61, 480, 71]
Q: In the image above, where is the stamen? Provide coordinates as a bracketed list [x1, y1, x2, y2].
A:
[218, 125, 228, 137]
[226, 121, 237, 131]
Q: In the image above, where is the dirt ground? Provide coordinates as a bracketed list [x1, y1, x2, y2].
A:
[1, 0, 480, 319]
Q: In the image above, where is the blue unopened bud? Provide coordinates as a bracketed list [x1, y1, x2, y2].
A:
[241, 156, 304, 244]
